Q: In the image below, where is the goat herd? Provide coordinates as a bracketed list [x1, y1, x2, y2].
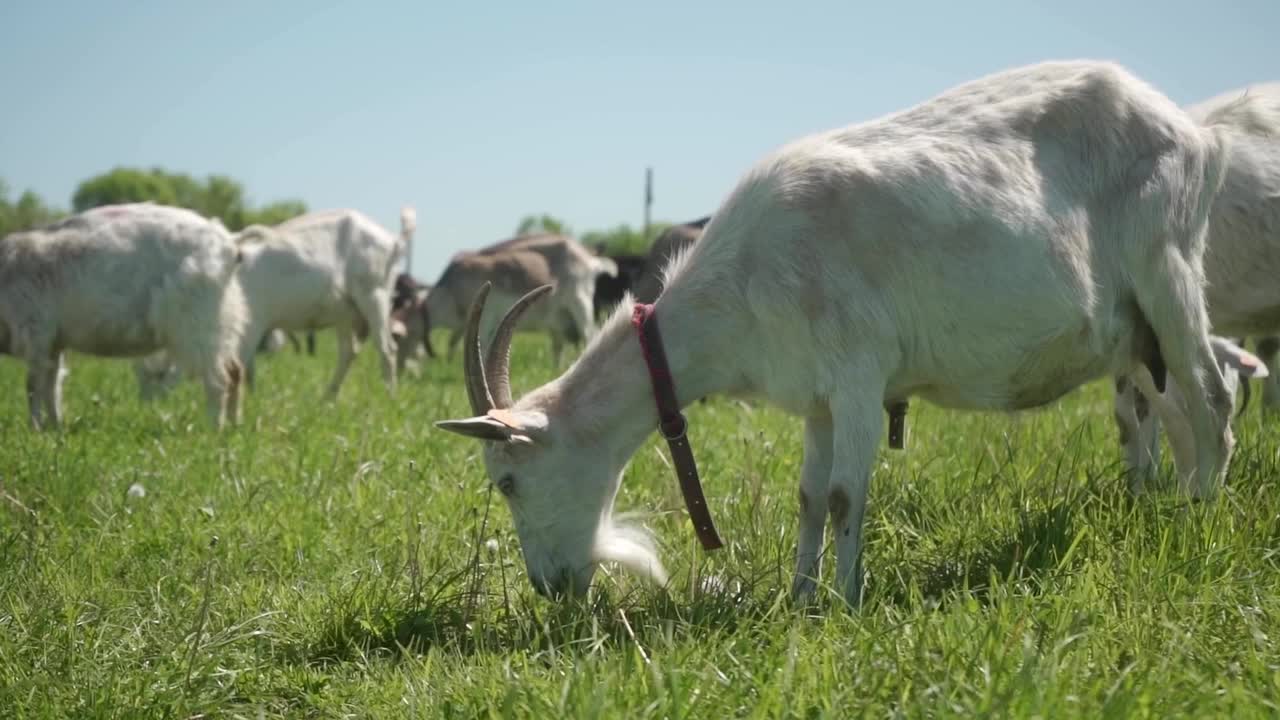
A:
[3, 60, 1279, 608]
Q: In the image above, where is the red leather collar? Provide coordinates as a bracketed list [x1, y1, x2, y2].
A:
[632, 303, 723, 551]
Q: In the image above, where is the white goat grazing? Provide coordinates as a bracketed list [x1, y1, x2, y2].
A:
[435, 60, 1234, 607]
[0, 203, 246, 429]
[1114, 83, 1280, 487]
[390, 284, 433, 377]
[135, 207, 414, 401]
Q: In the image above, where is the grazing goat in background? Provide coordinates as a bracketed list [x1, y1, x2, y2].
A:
[1113, 82, 1280, 486]
[389, 272, 435, 376]
[592, 249, 648, 320]
[427, 248, 583, 365]
[136, 207, 414, 401]
[427, 233, 617, 364]
[0, 203, 246, 429]
[632, 217, 710, 303]
[436, 60, 1234, 608]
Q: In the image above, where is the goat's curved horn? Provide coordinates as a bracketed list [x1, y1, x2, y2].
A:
[486, 285, 554, 409]
[463, 283, 496, 415]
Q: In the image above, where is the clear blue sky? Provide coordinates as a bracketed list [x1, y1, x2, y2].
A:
[2, 0, 1276, 280]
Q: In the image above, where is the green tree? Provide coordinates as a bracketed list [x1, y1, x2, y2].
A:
[244, 200, 309, 228]
[153, 169, 206, 210]
[580, 221, 672, 255]
[70, 167, 305, 231]
[0, 180, 66, 237]
[72, 168, 179, 212]
[200, 174, 248, 228]
[515, 213, 571, 236]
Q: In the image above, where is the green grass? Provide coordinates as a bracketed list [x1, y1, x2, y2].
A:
[3, 333, 1280, 718]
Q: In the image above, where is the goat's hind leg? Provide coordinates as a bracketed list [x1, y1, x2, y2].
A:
[352, 287, 397, 395]
[324, 323, 358, 400]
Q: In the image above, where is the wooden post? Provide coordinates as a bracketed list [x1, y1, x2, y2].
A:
[643, 166, 653, 241]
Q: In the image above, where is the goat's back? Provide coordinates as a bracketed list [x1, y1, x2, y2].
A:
[1190, 83, 1280, 335]
[427, 250, 558, 329]
[0, 203, 242, 358]
[667, 60, 1229, 414]
[270, 209, 403, 287]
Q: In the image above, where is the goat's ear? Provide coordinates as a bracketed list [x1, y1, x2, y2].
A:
[435, 409, 546, 444]
[436, 415, 518, 442]
[1212, 337, 1270, 379]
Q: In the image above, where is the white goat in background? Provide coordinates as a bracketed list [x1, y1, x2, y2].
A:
[1114, 82, 1280, 487]
[136, 207, 414, 401]
[436, 60, 1234, 608]
[0, 203, 246, 429]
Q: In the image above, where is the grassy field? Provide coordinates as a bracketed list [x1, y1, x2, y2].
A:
[2, 332, 1280, 718]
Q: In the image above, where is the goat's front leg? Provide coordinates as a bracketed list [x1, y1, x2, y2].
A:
[25, 344, 61, 431]
[224, 359, 243, 426]
[1113, 375, 1161, 494]
[791, 410, 833, 603]
[201, 365, 230, 430]
[829, 386, 885, 609]
[352, 287, 397, 395]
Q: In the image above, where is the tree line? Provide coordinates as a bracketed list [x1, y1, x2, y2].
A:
[515, 213, 673, 256]
[3, 169, 676, 259]
[0, 167, 309, 238]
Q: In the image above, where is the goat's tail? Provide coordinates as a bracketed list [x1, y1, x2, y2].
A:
[400, 206, 418, 243]
[387, 205, 417, 278]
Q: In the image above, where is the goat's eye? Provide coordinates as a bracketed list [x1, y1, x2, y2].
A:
[496, 474, 516, 497]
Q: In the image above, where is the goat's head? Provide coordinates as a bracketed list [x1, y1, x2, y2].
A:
[135, 353, 183, 403]
[423, 284, 463, 332]
[435, 283, 663, 599]
[1116, 336, 1269, 484]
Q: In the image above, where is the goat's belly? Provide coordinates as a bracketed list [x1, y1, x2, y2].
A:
[59, 322, 160, 357]
[912, 332, 1115, 412]
[916, 371, 1097, 412]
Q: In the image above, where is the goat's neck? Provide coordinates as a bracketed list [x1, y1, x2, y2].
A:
[536, 286, 745, 463]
